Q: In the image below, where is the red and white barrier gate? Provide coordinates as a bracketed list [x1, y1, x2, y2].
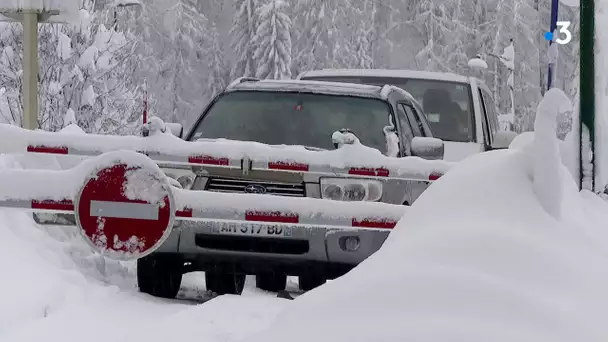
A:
[0, 151, 406, 261]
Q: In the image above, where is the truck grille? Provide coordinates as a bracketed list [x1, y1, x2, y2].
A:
[205, 177, 306, 197]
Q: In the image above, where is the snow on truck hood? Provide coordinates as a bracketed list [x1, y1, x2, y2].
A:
[244, 143, 608, 340]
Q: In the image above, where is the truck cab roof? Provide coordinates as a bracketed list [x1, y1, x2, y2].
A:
[225, 78, 420, 104]
[297, 68, 472, 83]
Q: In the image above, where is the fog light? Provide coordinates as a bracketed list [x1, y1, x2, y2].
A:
[342, 236, 360, 252]
[323, 184, 343, 200]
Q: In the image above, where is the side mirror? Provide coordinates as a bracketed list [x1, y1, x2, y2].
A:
[491, 130, 518, 149]
[165, 123, 184, 138]
[410, 137, 444, 160]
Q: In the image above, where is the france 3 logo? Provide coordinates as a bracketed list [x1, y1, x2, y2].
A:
[544, 21, 573, 45]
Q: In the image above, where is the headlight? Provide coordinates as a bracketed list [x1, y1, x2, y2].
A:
[320, 178, 383, 202]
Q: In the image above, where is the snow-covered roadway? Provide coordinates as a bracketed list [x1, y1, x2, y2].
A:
[0, 206, 290, 342]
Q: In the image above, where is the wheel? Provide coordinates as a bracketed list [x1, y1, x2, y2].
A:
[205, 270, 246, 295]
[299, 272, 326, 292]
[256, 272, 287, 292]
[137, 254, 183, 299]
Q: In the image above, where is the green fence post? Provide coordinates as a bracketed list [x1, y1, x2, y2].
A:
[579, 0, 595, 191]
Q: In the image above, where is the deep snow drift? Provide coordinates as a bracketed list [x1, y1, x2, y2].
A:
[247, 148, 608, 342]
[245, 93, 608, 341]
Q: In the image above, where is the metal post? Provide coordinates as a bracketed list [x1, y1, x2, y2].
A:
[547, 0, 559, 90]
[22, 11, 39, 130]
[579, 0, 594, 190]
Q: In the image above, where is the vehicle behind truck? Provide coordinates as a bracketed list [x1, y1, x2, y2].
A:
[297, 69, 517, 161]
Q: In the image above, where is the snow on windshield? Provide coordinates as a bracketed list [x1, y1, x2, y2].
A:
[189, 91, 393, 151]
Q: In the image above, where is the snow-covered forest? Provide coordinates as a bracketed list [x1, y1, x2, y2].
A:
[0, 0, 579, 136]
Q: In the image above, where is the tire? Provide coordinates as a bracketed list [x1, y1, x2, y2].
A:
[137, 254, 183, 299]
[205, 270, 246, 295]
[299, 273, 326, 292]
[256, 272, 287, 292]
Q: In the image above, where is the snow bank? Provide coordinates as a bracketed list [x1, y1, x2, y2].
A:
[244, 98, 608, 341]
[123, 295, 287, 342]
[0, 122, 451, 180]
[246, 149, 608, 342]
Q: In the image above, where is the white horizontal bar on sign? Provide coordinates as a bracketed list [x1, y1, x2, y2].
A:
[89, 200, 159, 220]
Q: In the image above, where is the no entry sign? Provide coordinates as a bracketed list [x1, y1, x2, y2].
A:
[74, 157, 175, 261]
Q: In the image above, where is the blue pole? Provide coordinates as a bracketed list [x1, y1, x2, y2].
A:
[547, 0, 559, 90]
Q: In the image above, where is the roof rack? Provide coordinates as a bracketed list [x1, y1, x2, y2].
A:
[226, 77, 260, 90]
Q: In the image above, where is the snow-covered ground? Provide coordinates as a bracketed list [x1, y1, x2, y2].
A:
[0, 206, 289, 341]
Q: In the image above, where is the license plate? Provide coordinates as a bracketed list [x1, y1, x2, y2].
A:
[203, 221, 293, 237]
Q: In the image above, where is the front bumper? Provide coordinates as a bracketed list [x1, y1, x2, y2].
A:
[157, 220, 391, 266]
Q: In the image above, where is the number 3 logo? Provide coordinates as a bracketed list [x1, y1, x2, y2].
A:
[555, 21, 572, 45]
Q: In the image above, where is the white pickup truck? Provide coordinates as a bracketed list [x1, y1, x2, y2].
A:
[297, 69, 517, 162]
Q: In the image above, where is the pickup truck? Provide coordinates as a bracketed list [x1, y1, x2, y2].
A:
[139, 78, 448, 298]
[296, 69, 517, 161]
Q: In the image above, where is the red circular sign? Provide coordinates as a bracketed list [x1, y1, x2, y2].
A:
[75, 162, 175, 261]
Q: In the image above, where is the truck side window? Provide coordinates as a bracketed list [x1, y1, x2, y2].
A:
[401, 103, 423, 137]
[482, 90, 499, 134]
[395, 104, 414, 155]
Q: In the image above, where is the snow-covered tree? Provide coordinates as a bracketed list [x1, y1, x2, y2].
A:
[206, 22, 229, 97]
[252, 0, 292, 80]
[136, 0, 209, 127]
[0, 0, 142, 134]
[290, 0, 352, 75]
[230, 0, 258, 79]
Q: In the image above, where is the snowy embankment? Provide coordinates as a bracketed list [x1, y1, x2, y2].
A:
[245, 89, 608, 342]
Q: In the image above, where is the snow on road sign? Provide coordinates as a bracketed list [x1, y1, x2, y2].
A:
[74, 157, 175, 261]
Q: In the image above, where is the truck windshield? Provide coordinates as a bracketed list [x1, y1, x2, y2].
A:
[300, 76, 475, 142]
[189, 91, 393, 151]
